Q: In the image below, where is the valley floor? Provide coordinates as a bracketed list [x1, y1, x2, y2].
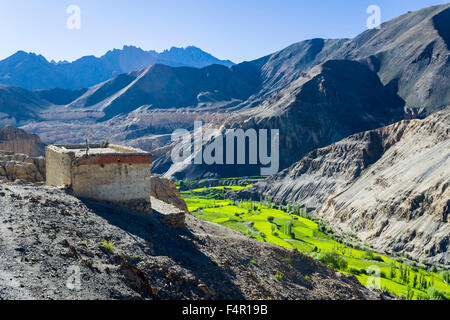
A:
[180, 179, 450, 300]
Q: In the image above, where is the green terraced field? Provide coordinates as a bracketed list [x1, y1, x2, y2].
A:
[181, 183, 450, 300]
[189, 185, 254, 193]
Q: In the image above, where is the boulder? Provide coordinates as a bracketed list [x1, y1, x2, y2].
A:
[151, 196, 185, 229]
[150, 175, 188, 213]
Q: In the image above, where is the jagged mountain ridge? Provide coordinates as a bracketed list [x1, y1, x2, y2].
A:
[9, 4, 450, 118]
[0, 45, 234, 90]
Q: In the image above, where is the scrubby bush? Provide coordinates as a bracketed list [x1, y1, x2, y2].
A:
[318, 252, 348, 270]
[349, 267, 360, 275]
[363, 250, 383, 262]
[267, 216, 274, 223]
[318, 222, 327, 233]
[410, 262, 418, 272]
[101, 239, 115, 253]
[358, 268, 367, 275]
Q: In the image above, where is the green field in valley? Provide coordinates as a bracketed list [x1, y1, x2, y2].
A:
[180, 181, 450, 300]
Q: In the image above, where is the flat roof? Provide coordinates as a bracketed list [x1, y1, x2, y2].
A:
[67, 147, 121, 157]
[48, 144, 151, 158]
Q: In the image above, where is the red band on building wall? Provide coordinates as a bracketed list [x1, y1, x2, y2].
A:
[76, 154, 153, 166]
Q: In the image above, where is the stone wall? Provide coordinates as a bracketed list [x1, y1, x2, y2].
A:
[45, 146, 73, 187]
[71, 161, 151, 202]
[45, 144, 154, 216]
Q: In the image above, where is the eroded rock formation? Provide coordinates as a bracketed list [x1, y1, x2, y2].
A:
[151, 175, 189, 213]
[0, 126, 45, 156]
[0, 151, 45, 183]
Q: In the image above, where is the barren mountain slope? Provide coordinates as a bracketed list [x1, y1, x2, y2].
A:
[65, 62, 261, 120]
[242, 107, 449, 265]
[334, 4, 450, 114]
[0, 182, 382, 300]
[318, 108, 449, 265]
[160, 59, 405, 180]
[0, 85, 50, 124]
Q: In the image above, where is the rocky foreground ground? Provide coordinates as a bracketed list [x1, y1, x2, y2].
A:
[0, 182, 386, 300]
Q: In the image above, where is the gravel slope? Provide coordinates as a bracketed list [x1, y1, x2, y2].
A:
[0, 183, 384, 300]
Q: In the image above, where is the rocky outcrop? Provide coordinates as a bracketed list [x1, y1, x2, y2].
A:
[149, 175, 188, 228]
[151, 196, 185, 229]
[0, 151, 45, 183]
[0, 126, 45, 156]
[244, 107, 450, 265]
[150, 175, 188, 213]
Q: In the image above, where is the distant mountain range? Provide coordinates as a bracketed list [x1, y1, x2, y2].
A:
[3, 4, 448, 148]
[0, 45, 234, 90]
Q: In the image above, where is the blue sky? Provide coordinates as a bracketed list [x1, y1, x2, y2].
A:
[0, 0, 446, 63]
